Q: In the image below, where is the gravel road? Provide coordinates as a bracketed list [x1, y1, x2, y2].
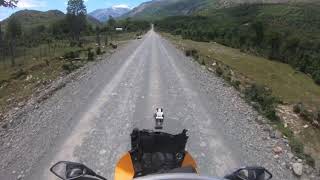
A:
[0, 30, 297, 180]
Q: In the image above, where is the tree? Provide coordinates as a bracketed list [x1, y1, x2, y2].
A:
[0, 0, 18, 8]
[95, 26, 101, 47]
[268, 32, 281, 60]
[107, 16, 116, 30]
[251, 21, 264, 46]
[6, 17, 21, 66]
[0, 23, 3, 61]
[66, 0, 87, 44]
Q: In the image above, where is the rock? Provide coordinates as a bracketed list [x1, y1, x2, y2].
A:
[18, 102, 24, 107]
[2, 123, 8, 129]
[25, 75, 33, 81]
[312, 120, 319, 127]
[99, 149, 107, 155]
[303, 124, 309, 128]
[292, 162, 303, 176]
[274, 155, 279, 159]
[256, 115, 263, 122]
[270, 130, 282, 139]
[303, 165, 313, 175]
[17, 174, 23, 180]
[297, 159, 303, 163]
[207, 67, 214, 72]
[273, 146, 283, 154]
[263, 126, 272, 132]
[287, 153, 294, 159]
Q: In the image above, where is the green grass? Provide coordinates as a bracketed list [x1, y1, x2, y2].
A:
[165, 33, 320, 107]
[0, 32, 136, 115]
[163, 33, 320, 167]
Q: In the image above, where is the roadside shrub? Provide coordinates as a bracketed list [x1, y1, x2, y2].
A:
[244, 84, 279, 121]
[110, 43, 117, 49]
[293, 102, 304, 113]
[11, 69, 27, 79]
[305, 154, 315, 167]
[289, 137, 304, 158]
[231, 80, 241, 89]
[300, 109, 313, 122]
[63, 51, 79, 59]
[69, 41, 77, 47]
[223, 73, 232, 82]
[96, 47, 101, 55]
[62, 62, 80, 73]
[87, 50, 95, 61]
[185, 48, 199, 59]
[316, 110, 320, 122]
[312, 71, 320, 85]
[200, 58, 206, 65]
[216, 66, 223, 76]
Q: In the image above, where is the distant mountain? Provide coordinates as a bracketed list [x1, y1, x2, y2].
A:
[122, 0, 318, 20]
[89, 6, 130, 22]
[0, 9, 101, 29]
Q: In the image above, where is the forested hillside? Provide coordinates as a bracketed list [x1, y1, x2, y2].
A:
[156, 3, 320, 84]
[123, 0, 318, 19]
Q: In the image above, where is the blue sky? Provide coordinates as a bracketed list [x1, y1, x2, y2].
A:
[0, 0, 149, 20]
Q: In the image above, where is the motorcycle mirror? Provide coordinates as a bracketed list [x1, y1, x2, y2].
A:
[50, 161, 95, 180]
[234, 167, 272, 180]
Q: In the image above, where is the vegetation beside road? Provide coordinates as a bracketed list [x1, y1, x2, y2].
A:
[0, 0, 149, 122]
[155, 3, 320, 85]
[162, 32, 320, 169]
[156, 3, 320, 168]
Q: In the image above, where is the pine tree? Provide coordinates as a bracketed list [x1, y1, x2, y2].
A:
[6, 17, 21, 66]
[66, 0, 87, 44]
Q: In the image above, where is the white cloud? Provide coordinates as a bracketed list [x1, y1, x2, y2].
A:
[17, 0, 46, 9]
[112, 4, 131, 9]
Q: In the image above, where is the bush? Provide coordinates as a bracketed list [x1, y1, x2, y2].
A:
[62, 62, 80, 73]
[300, 109, 313, 122]
[289, 137, 304, 158]
[87, 50, 95, 61]
[11, 69, 27, 79]
[200, 59, 206, 65]
[305, 154, 315, 168]
[96, 47, 101, 55]
[293, 102, 304, 113]
[216, 66, 223, 76]
[109, 43, 117, 49]
[185, 48, 199, 59]
[63, 51, 79, 59]
[231, 80, 241, 89]
[244, 84, 279, 121]
[312, 71, 320, 85]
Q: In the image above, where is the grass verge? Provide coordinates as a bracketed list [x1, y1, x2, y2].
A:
[162, 33, 320, 168]
[0, 32, 138, 121]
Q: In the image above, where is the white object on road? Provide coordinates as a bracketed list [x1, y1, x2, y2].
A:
[155, 108, 164, 129]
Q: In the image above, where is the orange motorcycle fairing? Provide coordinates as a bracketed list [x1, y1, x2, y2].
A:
[115, 151, 198, 180]
[182, 151, 198, 173]
[114, 152, 135, 180]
